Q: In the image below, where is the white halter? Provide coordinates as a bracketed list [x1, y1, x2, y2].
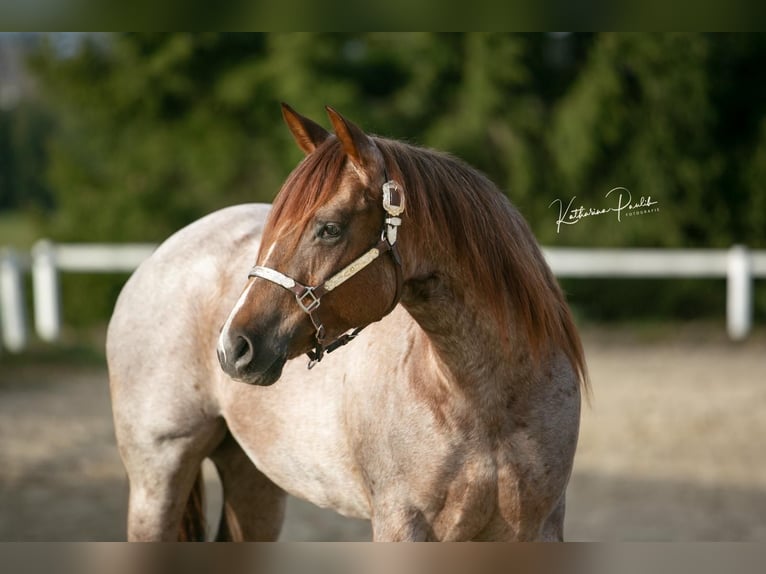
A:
[249, 180, 405, 368]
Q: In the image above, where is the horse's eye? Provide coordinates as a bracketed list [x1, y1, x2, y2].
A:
[318, 222, 343, 241]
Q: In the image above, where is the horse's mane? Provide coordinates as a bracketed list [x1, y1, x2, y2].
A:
[263, 136, 587, 389]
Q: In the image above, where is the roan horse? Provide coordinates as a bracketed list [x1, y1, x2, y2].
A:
[107, 104, 587, 541]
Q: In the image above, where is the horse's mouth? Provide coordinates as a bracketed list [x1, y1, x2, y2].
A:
[233, 354, 287, 387]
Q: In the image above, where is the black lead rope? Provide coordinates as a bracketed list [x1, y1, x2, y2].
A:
[306, 326, 363, 368]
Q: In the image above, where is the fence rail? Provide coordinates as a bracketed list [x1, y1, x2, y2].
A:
[1, 241, 765, 353]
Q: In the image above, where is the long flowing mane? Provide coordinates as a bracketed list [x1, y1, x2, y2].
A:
[263, 136, 587, 388]
[377, 139, 587, 388]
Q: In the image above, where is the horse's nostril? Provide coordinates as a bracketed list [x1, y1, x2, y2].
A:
[218, 326, 284, 383]
[233, 335, 254, 371]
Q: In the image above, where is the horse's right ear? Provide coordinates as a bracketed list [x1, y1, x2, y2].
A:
[281, 103, 331, 155]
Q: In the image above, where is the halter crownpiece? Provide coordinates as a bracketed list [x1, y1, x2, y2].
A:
[249, 178, 405, 369]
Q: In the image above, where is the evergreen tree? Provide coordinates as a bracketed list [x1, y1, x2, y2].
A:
[22, 33, 766, 325]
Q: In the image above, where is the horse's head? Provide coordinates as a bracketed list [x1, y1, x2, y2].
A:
[217, 104, 405, 385]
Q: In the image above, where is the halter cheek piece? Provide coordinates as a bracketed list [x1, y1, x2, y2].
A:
[248, 179, 404, 369]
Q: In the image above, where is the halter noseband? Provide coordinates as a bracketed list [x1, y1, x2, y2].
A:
[248, 179, 404, 369]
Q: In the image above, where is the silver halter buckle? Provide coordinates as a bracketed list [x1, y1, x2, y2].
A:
[382, 181, 404, 216]
[382, 181, 404, 245]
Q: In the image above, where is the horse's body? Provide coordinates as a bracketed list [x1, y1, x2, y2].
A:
[107, 106, 585, 541]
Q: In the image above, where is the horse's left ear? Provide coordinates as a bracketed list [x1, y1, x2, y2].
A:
[281, 103, 331, 155]
[326, 106, 380, 177]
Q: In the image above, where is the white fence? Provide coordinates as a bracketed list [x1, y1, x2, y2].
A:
[1, 241, 155, 353]
[1, 241, 765, 353]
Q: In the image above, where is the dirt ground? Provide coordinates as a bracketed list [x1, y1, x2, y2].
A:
[1, 326, 765, 541]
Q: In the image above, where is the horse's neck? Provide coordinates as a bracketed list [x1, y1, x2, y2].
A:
[401, 270, 534, 412]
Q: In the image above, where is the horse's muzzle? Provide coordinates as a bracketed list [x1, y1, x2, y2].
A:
[217, 328, 287, 386]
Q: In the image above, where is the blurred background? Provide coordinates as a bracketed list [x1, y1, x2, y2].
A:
[2, 32, 766, 325]
[1, 33, 765, 541]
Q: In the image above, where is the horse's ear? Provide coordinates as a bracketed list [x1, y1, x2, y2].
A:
[281, 103, 331, 155]
[326, 106, 378, 174]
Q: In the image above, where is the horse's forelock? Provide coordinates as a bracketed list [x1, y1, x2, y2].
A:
[261, 138, 348, 253]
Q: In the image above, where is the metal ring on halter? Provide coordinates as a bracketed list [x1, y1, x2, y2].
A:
[295, 286, 321, 314]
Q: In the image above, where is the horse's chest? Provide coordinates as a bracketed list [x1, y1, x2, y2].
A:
[222, 385, 371, 519]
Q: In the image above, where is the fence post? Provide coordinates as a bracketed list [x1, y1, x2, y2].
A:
[32, 240, 61, 342]
[0, 248, 27, 352]
[726, 245, 752, 341]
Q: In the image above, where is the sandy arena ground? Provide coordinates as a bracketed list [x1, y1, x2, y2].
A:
[1, 326, 764, 541]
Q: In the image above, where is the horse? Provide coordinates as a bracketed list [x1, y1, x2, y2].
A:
[107, 104, 587, 541]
